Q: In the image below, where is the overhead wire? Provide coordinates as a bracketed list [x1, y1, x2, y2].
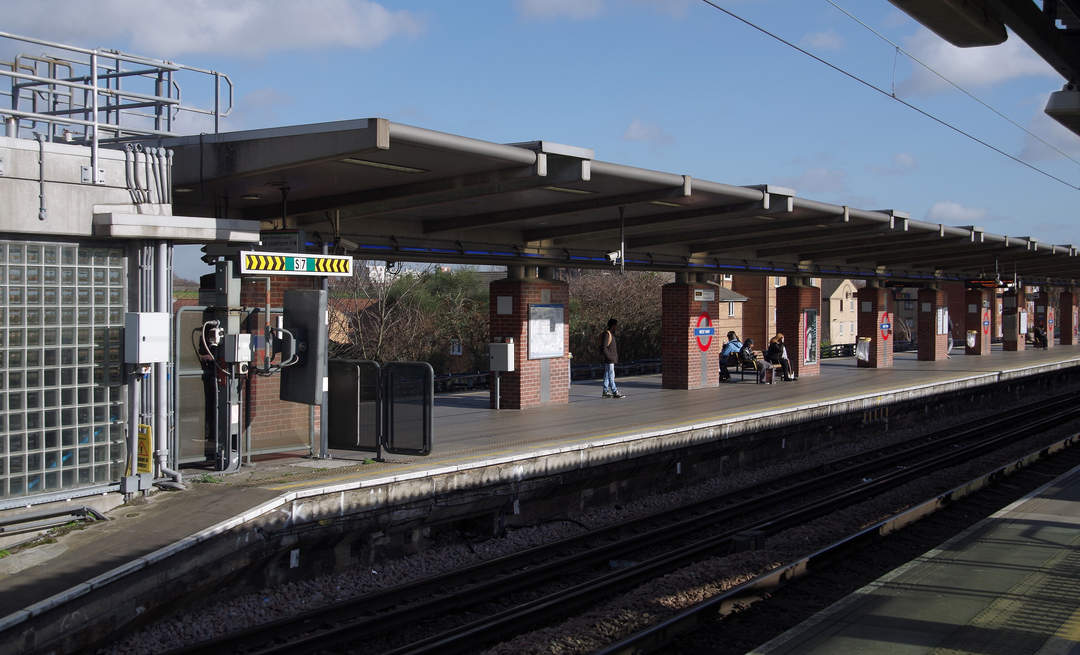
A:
[697, 0, 1080, 192]
[824, 0, 1080, 168]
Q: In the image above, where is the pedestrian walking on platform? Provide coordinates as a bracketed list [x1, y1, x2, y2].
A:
[599, 318, 625, 398]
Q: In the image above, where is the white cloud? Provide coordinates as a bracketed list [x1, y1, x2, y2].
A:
[4, 0, 424, 57]
[870, 152, 917, 176]
[622, 118, 674, 148]
[516, 0, 604, 21]
[927, 201, 987, 223]
[777, 167, 847, 194]
[1019, 92, 1080, 161]
[800, 30, 844, 51]
[897, 28, 1059, 96]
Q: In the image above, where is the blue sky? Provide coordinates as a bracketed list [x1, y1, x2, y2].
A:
[9, 1, 1080, 280]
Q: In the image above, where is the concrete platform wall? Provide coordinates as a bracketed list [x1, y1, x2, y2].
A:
[12, 364, 1080, 654]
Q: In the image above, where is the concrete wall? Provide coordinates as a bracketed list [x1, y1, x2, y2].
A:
[0, 136, 139, 237]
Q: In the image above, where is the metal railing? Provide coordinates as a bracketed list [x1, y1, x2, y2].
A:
[1, 31, 232, 182]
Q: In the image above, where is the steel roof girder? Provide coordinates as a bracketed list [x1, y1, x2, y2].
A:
[536, 197, 769, 244]
[421, 184, 690, 235]
[789, 231, 951, 262]
[670, 210, 857, 253]
[242, 156, 588, 220]
[867, 243, 1020, 267]
[750, 226, 932, 259]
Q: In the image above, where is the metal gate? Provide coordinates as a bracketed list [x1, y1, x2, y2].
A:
[328, 360, 432, 457]
[0, 240, 127, 503]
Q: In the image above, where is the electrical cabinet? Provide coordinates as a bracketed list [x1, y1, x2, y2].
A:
[488, 342, 514, 372]
[221, 334, 252, 363]
[124, 312, 170, 363]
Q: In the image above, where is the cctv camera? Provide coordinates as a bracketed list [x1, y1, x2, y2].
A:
[607, 250, 621, 263]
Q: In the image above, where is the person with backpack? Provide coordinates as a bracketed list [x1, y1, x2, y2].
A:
[599, 318, 626, 398]
[739, 338, 768, 384]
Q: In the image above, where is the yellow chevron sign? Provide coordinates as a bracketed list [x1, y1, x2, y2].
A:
[240, 251, 353, 277]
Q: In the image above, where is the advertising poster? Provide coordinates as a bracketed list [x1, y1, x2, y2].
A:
[528, 304, 564, 359]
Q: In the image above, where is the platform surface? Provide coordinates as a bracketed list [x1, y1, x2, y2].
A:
[753, 462, 1080, 655]
[0, 344, 1078, 633]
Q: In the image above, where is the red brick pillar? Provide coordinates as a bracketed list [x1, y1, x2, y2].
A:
[662, 281, 721, 389]
[776, 280, 821, 378]
[488, 277, 570, 409]
[1034, 291, 1055, 348]
[917, 288, 949, 360]
[1002, 287, 1025, 351]
[991, 290, 1003, 340]
[964, 288, 992, 356]
[1060, 290, 1077, 345]
[944, 282, 967, 353]
[732, 275, 776, 347]
[856, 286, 893, 368]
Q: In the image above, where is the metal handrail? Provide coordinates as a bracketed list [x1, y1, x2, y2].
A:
[1, 30, 232, 158]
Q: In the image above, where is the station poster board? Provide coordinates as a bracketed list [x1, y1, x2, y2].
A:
[802, 309, 818, 365]
[528, 304, 564, 359]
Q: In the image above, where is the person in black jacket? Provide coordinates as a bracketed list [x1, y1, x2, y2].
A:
[739, 338, 768, 384]
[599, 318, 626, 398]
[765, 333, 796, 381]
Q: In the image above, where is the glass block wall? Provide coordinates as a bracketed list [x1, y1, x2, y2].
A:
[0, 240, 127, 500]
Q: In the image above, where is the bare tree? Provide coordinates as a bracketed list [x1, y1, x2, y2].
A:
[329, 262, 432, 363]
[569, 271, 667, 363]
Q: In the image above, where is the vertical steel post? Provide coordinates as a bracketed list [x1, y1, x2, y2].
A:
[214, 73, 220, 133]
[319, 242, 330, 459]
[619, 206, 625, 274]
[90, 51, 99, 184]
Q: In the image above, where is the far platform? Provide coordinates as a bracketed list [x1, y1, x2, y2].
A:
[753, 461, 1080, 655]
[1, 344, 1079, 641]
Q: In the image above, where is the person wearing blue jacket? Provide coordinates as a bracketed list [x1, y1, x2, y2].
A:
[719, 331, 742, 381]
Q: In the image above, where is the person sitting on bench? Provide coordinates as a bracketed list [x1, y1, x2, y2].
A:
[766, 332, 796, 381]
[1032, 325, 1049, 348]
[719, 331, 742, 381]
[739, 338, 768, 384]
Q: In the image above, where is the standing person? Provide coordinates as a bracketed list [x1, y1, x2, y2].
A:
[599, 318, 626, 398]
[766, 333, 796, 381]
[719, 331, 742, 382]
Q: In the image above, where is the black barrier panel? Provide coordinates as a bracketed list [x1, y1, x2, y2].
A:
[281, 289, 328, 405]
[382, 362, 433, 456]
[327, 360, 380, 452]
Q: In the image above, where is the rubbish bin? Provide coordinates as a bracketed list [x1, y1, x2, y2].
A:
[856, 337, 871, 362]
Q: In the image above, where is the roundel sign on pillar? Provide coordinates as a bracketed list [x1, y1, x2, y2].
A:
[694, 312, 714, 352]
[879, 311, 891, 341]
[982, 310, 991, 337]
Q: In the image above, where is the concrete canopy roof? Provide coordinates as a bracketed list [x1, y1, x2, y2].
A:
[155, 118, 1080, 286]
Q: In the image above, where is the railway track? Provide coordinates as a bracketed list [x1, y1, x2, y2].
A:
[599, 433, 1080, 655]
[165, 395, 1080, 655]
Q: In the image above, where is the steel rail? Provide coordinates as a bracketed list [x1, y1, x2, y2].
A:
[385, 406, 1078, 655]
[597, 434, 1080, 655]
[163, 394, 1079, 655]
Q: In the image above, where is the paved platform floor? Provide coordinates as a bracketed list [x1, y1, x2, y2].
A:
[1, 345, 1078, 633]
[753, 462, 1080, 655]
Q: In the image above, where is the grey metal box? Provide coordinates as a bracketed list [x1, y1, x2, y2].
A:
[221, 334, 252, 363]
[124, 312, 170, 363]
[488, 343, 515, 372]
